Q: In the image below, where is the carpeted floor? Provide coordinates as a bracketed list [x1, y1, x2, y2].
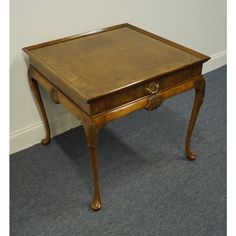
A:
[10, 66, 226, 236]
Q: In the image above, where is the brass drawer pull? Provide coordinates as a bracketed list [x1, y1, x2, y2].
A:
[146, 82, 159, 94]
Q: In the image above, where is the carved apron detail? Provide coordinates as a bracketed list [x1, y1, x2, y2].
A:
[145, 95, 163, 111]
[50, 88, 60, 104]
[82, 122, 101, 149]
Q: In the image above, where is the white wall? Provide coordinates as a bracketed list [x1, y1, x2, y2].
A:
[10, 0, 226, 154]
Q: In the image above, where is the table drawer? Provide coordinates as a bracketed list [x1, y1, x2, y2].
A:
[90, 65, 202, 115]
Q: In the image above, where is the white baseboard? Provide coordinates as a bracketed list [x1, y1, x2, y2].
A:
[203, 50, 226, 74]
[10, 112, 80, 154]
[10, 49, 226, 155]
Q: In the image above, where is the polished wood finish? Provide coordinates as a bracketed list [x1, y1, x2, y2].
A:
[23, 24, 210, 211]
[23, 24, 208, 115]
[185, 77, 206, 160]
[28, 70, 51, 145]
[83, 122, 102, 210]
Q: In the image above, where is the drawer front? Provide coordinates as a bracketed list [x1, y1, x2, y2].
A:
[90, 65, 202, 115]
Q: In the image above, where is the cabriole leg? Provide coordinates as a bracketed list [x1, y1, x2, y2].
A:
[185, 77, 205, 161]
[28, 70, 51, 145]
[83, 122, 102, 211]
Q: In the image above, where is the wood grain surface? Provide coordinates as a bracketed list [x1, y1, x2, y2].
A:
[23, 24, 209, 103]
[24, 23, 210, 211]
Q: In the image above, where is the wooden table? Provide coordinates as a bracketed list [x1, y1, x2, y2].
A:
[23, 23, 210, 211]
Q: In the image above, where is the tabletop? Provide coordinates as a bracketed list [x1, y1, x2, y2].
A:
[23, 23, 209, 102]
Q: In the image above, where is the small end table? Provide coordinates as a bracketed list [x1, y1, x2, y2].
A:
[23, 23, 210, 211]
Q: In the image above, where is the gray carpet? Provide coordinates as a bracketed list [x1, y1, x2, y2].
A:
[10, 66, 226, 236]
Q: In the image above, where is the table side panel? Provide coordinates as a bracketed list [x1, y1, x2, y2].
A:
[91, 75, 202, 125]
[28, 65, 203, 128]
[90, 65, 202, 115]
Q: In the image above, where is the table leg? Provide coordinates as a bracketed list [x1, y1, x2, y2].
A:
[83, 122, 102, 211]
[185, 77, 205, 161]
[28, 74, 51, 145]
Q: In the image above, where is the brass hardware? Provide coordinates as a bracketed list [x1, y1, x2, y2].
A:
[146, 82, 159, 94]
